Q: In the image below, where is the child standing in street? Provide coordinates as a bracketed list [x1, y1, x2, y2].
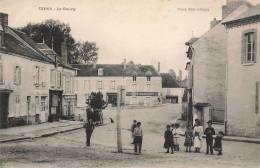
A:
[214, 131, 224, 155]
[204, 120, 215, 155]
[172, 123, 181, 151]
[193, 120, 203, 153]
[164, 125, 174, 154]
[131, 120, 137, 144]
[184, 125, 193, 152]
[134, 122, 143, 153]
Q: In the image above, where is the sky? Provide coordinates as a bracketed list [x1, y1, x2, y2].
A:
[0, 0, 258, 76]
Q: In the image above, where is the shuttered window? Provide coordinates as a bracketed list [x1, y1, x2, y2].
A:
[50, 69, 56, 87]
[14, 66, 21, 85]
[57, 71, 61, 88]
[241, 29, 257, 64]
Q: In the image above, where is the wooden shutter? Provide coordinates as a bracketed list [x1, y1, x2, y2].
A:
[0, 63, 2, 83]
[253, 29, 257, 63]
[241, 31, 247, 64]
[18, 67, 21, 85]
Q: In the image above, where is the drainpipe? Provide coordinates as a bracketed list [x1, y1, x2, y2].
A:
[224, 24, 228, 135]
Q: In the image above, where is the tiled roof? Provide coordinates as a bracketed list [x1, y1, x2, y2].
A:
[71, 64, 161, 77]
[1, 32, 51, 62]
[185, 38, 199, 46]
[37, 43, 57, 55]
[223, 3, 260, 24]
[160, 73, 181, 88]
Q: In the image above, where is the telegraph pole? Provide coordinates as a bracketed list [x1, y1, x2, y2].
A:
[117, 85, 125, 153]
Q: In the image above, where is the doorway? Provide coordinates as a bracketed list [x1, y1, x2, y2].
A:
[0, 92, 10, 128]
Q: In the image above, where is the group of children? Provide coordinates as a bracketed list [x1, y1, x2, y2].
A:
[164, 120, 224, 155]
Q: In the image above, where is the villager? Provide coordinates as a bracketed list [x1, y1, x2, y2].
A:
[184, 125, 193, 152]
[214, 131, 224, 155]
[131, 120, 137, 144]
[84, 118, 95, 147]
[133, 122, 143, 153]
[204, 120, 215, 155]
[164, 125, 174, 154]
[172, 123, 181, 151]
[193, 120, 203, 153]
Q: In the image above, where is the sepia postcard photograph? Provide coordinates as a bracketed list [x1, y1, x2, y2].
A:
[0, 0, 260, 167]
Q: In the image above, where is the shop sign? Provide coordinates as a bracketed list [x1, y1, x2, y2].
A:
[126, 92, 158, 96]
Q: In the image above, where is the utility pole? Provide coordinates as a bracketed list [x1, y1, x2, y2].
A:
[117, 85, 125, 153]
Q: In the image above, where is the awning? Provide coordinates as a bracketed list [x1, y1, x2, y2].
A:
[194, 103, 210, 108]
[166, 95, 178, 98]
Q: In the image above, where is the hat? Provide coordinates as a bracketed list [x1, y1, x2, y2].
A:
[207, 120, 212, 124]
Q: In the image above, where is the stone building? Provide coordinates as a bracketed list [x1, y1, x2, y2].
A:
[184, 0, 252, 129]
[0, 13, 76, 128]
[223, 3, 260, 138]
[72, 61, 162, 109]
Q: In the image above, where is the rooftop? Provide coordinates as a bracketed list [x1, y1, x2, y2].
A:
[160, 73, 181, 88]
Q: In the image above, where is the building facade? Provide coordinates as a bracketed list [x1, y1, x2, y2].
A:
[184, 0, 252, 129]
[0, 13, 76, 128]
[72, 62, 162, 109]
[223, 4, 260, 138]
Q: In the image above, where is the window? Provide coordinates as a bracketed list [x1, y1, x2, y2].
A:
[97, 80, 103, 90]
[98, 68, 103, 76]
[242, 29, 257, 64]
[70, 76, 73, 93]
[132, 84, 138, 92]
[133, 75, 137, 81]
[145, 97, 151, 105]
[35, 66, 40, 85]
[15, 96, 20, 117]
[41, 97, 46, 112]
[66, 76, 71, 93]
[0, 63, 3, 84]
[57, 71, 61, 88]
[14, 66, 21, 85]
[51, 69, 56, 87]
[75, 80, 78, 91]
[147, 76, 151, 81]
[146, 84, 151, 92]
[35, 96, 40, 113]
[110, 80, 116, 90]
[84, 80, 91, 90]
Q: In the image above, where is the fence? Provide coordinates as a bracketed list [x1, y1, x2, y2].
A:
[209, 109, 224, 124]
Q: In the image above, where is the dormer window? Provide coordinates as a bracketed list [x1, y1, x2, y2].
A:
[98, 68, 103, 76]
[133, 75, 137, 81]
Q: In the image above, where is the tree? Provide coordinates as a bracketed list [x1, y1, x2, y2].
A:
[168, 69, 176, 79]
[17, 19, 98, 64]
[86, 92, 107, 122]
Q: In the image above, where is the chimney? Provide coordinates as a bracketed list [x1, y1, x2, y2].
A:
[0, 13, 8, 29]
[123, 59, 126, 70]
[210, 18, 221, 29]
[179, 70, 182, 81]
[158, 62, 160, 73]
[61, 33, 68, 64]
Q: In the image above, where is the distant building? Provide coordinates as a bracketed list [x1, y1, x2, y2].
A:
[0, 13, 76, 128]
[161, 73, 184, 103]
[223, 3, 260, 138]
[71, 61, 162, 109]
[184, 0, 252, 129]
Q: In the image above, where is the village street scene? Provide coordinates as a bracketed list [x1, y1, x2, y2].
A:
[0, 0, 260, 168]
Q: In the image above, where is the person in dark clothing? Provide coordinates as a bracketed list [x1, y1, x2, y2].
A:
[131, 120, 137, 144]
[214, 131, 224, 155]
[133, 122, 143, 153]
[204, 120, 215, 154]
[84, 118, 95, 147]
[164, 125, 174, 154]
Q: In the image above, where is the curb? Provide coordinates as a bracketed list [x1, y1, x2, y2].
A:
[0, 125, 83, 143]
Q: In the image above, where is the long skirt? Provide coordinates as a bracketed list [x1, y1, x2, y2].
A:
[164, 138, 174, 148]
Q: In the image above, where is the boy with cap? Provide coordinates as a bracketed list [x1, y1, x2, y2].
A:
[204, 120, 215, 154]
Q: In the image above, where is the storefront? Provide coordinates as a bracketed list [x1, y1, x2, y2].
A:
[63, 94, 76, 119]
[49, 90, 63, 120]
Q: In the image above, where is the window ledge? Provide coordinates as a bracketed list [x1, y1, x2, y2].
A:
[242, 62, 255, 66]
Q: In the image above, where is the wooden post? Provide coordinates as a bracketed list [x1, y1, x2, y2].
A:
[117, 86, 123, 153]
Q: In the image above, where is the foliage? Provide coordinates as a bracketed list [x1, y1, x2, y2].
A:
[17, 19, 98, 64]
[182, 87, 188, 102]
[87, 92, 107, 112]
